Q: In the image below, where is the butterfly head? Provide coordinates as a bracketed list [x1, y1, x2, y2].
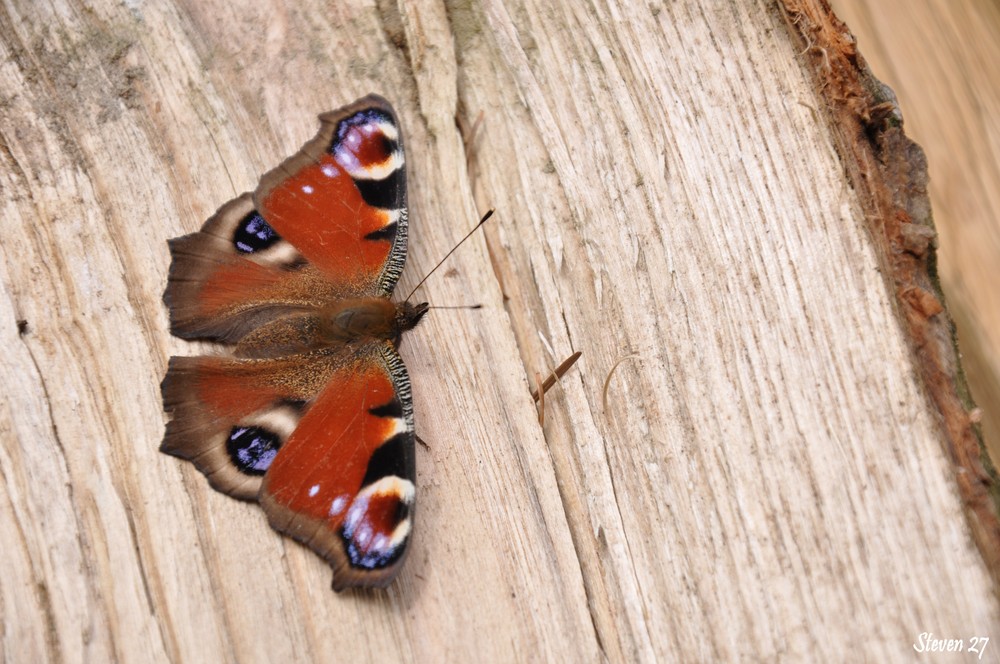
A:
[396, 301, 429, 333]
[387, 301, 427, 349]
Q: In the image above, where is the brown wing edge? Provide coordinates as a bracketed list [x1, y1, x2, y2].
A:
[160, 355, 264, 500]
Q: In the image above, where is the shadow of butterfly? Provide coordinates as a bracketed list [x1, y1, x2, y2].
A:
[161, 95, 425, 591]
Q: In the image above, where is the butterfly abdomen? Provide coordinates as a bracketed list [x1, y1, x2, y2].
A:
[317, 298, 401, 343]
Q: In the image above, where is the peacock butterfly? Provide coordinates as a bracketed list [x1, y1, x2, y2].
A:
[161, 95, 426, 591]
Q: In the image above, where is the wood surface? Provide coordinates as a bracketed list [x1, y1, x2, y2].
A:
[1, 0, 997, 662]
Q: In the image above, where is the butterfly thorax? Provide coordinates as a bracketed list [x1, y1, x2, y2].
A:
[233, 299, 428, 358]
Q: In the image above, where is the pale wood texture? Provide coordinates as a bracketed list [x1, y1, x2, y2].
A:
[1, 0, 997, 662]
[829, 0, 1000, 501]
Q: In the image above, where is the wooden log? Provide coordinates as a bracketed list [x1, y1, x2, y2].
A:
[0, 0, 996, 661]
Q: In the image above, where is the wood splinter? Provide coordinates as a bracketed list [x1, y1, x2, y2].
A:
[531, 351, 582, 424]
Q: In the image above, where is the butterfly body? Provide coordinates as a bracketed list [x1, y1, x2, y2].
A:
[230, 299, 428, 359]
[161, 95, 427, 590]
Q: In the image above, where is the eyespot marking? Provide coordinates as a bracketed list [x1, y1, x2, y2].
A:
[340, 476, 414, 570]
[227, 426, 281, 475]
[233, 211, 280, 254]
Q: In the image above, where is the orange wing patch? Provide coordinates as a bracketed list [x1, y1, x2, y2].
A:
[257, 153, 396, 288]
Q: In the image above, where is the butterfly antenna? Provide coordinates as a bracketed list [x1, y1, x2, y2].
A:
[405, 208, 494, 303]
[428, 304, 484, 310]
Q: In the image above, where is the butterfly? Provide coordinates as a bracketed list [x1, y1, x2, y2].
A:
[160, 95, 427, 591]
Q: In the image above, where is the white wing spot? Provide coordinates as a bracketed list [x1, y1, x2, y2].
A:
[321, 163, 337, 178]
[308, 484, 320, 497]
[329, 495, 348, 516]
[302, 185, 314, 194]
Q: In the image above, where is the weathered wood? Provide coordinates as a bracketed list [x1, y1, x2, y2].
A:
[784, 0, 1000, 596]
[831, 0, 1000, 522]
[1, 0, 996, 662]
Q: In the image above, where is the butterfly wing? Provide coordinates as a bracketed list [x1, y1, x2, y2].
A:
[259, 343, 416, 590]
[161, 342, 416, 588]
[164, 95, 407, 344]
[161, 350, 335, 501]
[255, 96, 407, 297]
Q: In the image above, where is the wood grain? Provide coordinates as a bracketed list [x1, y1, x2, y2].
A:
[0, 0, 996, 661]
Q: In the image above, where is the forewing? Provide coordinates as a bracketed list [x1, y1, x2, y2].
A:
[164, 95, 408, 344]
[255, 94, 407, 297]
